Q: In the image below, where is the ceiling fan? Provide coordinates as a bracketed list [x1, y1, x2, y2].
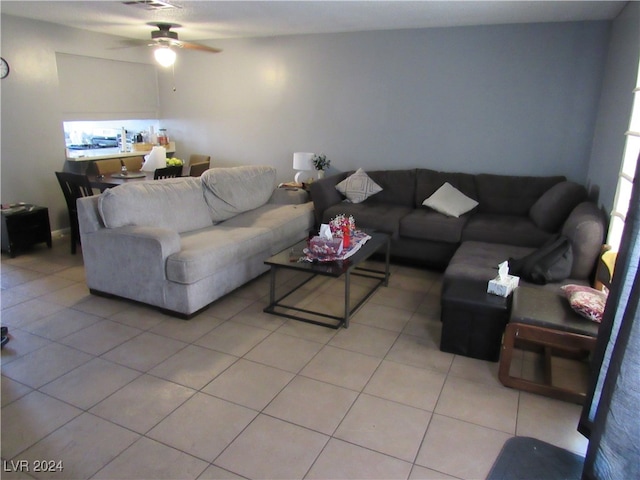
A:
[147, 22, 221, 53]
[135, 22, 222, 66]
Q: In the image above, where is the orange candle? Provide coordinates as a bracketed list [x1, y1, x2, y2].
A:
[342, 225, 350, 248]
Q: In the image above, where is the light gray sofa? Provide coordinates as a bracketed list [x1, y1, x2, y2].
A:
[77, 165, 314, 318]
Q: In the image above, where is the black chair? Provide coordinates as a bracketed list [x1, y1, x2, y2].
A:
[154, 165, 183, 180]
[55, 172, 94, 254]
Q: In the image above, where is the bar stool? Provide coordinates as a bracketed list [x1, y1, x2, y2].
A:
[94, 158, 122, 175]
[121, 156, 144, 172]
[188, 154, 211, 177]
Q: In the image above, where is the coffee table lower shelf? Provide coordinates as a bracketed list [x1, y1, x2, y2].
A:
[263, 233, 390, 329]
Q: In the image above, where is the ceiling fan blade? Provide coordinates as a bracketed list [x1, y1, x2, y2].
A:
[113, 23, 221, 55]
[109, 38, 149, 49]
[180, 41, 222, 53]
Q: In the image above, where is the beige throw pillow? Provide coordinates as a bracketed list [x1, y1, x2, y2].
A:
[422, 182, 478, 217]
[335, 168, 383, 203]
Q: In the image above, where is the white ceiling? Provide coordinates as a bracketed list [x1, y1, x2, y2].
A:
[1, 1, 628, 42]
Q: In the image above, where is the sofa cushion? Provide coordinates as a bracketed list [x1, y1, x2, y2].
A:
[335, 168, 383, 203]
[415, 169, 477, 208]
[221, 202, 314, 254]
[363, 169, 416, 207]
[400, 209, 469, 243]
[462, 213, 554, 247]
[444, 241, 535, 287]
[443, 241, 589, 294]
[98, 177, 212, 234]
[529, 181, 587, 232]
[475, 174, 565, 215]
[166, 226, 272, 284]
[309, 172, 350, 226]
[422, 182, 479, 218]
[202, 165, 277, 222]
[323, 202, 412, 239]
[561, 202, 606, 279]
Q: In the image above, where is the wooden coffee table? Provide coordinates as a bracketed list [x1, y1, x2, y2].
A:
[263, 232, 390, 329]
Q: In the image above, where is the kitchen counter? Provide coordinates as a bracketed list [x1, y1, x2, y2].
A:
[66, 142, 175, 161]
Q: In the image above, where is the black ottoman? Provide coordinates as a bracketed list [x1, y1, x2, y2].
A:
[440, 280, 511, 362]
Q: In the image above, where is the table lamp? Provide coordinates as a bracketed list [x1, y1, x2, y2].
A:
[293, 152, 314, 184]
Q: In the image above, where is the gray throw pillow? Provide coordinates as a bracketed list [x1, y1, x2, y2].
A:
[529, 181, 587, 232]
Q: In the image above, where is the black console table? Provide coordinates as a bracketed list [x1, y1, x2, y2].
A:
[1, 205, 52, 257]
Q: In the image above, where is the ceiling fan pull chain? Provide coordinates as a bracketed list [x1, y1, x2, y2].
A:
[172, 63, 177, 92]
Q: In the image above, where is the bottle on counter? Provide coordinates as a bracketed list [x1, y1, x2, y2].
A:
[149, 126, 157, 145]
[158, 128, 168, 146]
[120, 127, 127, 152]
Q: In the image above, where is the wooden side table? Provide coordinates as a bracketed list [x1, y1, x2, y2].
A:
[498, 286, 598, 404]
[1, 205, 52, 257]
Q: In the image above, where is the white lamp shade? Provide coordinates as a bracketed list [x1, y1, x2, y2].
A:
[293, 152, 314, 171]
[154, 47, 176, 67]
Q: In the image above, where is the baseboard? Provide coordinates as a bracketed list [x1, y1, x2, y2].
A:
[88, 288, 203, 320]
[51, 228, 70, 239]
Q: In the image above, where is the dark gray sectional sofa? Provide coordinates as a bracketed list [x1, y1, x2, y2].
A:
[310, 168, 606, 290]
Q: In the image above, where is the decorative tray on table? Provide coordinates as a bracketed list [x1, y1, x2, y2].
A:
[303, 230, 371, 262]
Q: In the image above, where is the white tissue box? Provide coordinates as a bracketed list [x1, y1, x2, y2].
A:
[487, 275, 520, 297]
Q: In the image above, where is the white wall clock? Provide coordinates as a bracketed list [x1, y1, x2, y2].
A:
[0, 57, 9, 78]
[1, 58, 9, 79]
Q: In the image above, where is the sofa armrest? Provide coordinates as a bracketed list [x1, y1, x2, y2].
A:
[309, 173, 349, 227]
[561, 201, 606, 280]
[78, 195, 181, 264]
[81, 225, 182, 295]
[77, 196, 103, 235]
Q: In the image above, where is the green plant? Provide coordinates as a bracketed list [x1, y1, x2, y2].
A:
[312, 153, 331, 171]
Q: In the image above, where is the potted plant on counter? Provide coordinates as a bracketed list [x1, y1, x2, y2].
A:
[312, 154, 331, 179]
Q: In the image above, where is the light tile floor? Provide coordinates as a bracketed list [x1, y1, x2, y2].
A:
[1, 238, 589, 479]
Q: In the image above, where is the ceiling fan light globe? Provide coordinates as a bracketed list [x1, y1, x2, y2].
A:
[154, 47, 176, 67]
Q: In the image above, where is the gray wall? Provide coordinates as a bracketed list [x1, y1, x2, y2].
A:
[0, 14, 622, 234]
[160, 22, 609, 185]
[587, 1, 640, 214]
[0, 15, 154, 231]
